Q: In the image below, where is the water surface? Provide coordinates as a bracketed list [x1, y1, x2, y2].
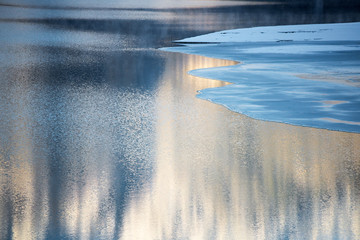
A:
[0, 2, 360, 239]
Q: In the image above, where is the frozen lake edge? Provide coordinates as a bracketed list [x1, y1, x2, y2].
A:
[161, 22, 360, 133]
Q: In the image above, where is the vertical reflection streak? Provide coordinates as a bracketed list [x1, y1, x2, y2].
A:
[121, 53, 360, 239]
[0, 62, 50, 240]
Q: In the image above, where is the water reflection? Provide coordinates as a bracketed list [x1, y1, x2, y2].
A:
[0, 51, 234, 239]
[123, 102, 360, 239]
[1, 2, 360, 239]
[0, 79, 156, 239]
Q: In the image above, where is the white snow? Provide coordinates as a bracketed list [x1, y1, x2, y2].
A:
[178, 22, 360, 43]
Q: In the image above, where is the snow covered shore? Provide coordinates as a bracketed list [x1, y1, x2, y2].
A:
[162, 22, 360, 133]
[177, 22, 360, 43]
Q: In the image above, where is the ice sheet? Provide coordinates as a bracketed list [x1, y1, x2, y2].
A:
[162, 22, 360, 133]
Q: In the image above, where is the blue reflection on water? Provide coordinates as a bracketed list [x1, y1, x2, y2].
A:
[164, 41, 360, 133]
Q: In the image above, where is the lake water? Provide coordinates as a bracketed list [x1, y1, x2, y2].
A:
[0, 1, 360, 239]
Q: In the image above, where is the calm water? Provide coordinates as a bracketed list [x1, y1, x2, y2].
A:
[165, 39, 360, 133]
[0, 1, 360, 239]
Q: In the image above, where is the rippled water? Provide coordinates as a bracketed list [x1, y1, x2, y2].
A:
[0, 2, 360, 239]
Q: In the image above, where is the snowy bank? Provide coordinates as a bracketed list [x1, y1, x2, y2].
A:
[162, 22, 360, 133]
[178, 22, 360, 43]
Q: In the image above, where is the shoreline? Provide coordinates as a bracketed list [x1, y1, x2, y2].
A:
[162, 22, 360, 133]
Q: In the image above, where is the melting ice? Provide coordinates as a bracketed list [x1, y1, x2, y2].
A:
[162, 22, 360, 133]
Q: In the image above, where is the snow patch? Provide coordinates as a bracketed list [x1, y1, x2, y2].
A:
[177, 22, 360, 43]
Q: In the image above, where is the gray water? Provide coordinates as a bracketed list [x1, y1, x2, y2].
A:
[1, 1, 360, 239]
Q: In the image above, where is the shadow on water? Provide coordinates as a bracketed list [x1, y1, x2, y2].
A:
[3, 45, 165, 89]
[0, 1, 360, 239]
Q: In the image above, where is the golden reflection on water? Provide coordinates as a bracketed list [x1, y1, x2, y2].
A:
[1, 52, 359, 239]
[121, 53, 360, 239]
[0, 63, 49, 240]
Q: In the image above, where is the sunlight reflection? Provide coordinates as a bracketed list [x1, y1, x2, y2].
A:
[121, 53, 360, 240]
[0, 77, 155, 239]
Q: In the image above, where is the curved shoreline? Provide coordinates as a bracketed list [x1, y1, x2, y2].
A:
[161, 22, 360, 133]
